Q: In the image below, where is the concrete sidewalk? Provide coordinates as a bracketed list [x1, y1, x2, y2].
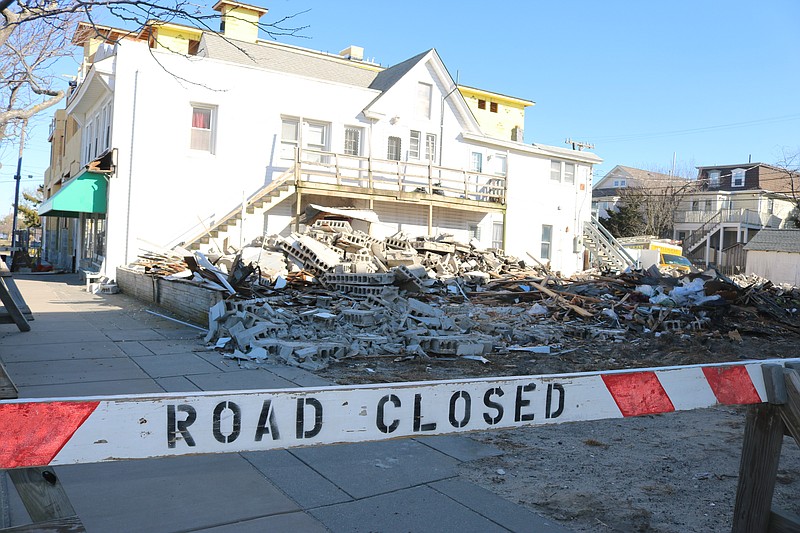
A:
[0, 274, 570, 532]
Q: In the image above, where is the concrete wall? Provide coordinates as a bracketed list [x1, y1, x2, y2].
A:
[116, 267, 222, 325]
[745, 251, 800, 286]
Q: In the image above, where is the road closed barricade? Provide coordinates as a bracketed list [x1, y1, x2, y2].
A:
[1, 358, 796, 470]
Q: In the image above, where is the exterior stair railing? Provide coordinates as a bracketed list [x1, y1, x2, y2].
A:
[582, 216, 637, 272]
[180, 167, 296, 250]
[683, 210, 722, 252]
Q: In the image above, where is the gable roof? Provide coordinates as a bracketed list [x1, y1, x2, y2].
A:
[594, 165, 689, 190]
[362, 49, 481, 134]
[368, 50, 429, 92]
[744, 228, 800, 253]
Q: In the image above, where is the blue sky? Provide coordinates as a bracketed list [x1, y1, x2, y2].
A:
[2, 0, 799, 214]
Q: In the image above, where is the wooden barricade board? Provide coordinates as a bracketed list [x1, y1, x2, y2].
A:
[1, 358, 797, 470]
[0, 262, 31, 332]
[2, 358, 799, 533]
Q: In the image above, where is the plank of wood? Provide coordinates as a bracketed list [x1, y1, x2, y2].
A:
[731, 403, 784, 533]
[0, 515, 84, 532]
[762, 364, 788, 405]
[7, 468, 77, 525]
[0, 361, 18, 400]
[780, 369, 800, 448]
[528, 280, 594, 318]
[0, 285, 29, 332]
[1, 277, 32, 320]
[768, 508, 800, 533]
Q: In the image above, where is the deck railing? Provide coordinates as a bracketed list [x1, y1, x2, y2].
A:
[295, 149, 506, 204]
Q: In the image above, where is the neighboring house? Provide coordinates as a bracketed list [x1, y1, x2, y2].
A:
[674, 163, 798, 268]
[591, 165, 687, 219]
[40, 1, 601, 279]
[743, 228, 800, 286]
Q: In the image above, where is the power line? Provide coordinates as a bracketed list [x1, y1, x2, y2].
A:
[584, 113, 800, 144]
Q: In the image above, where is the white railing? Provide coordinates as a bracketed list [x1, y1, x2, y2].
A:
[296, 149, 506, 204]
[675, 208, 780, 226]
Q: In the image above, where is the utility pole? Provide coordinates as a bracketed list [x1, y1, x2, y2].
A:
[11, 121, 27, 253]
[564, 138, 594, 151]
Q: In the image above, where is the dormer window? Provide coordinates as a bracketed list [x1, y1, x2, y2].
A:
[708, 171, 720, 187]
[731, 168, 745, 187]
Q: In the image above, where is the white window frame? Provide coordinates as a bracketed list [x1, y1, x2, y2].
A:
[467, 223, 481, 241]
[425, 133, 436, 161]
[471, 152, 483, 173]
[280, 118, 300, 161]
[190, 104, 216, 154]
[708, 170, 720, 187]
[494, 153, 507, 176]
[550, 161, 561, 182]
[417, 82, 432, 119]
[732, 168, 745, 187]
[343, 127, 362, 156]
[305, 121, 329, 154]
[387, 136, 402, 161]
[541, 224, 553, 260]
[409, 130, 421, 159]
[491, 222, 503, 249]
[564, 162, 575, 184]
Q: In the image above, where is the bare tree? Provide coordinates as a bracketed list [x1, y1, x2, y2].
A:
[0, 0, 307, 143]
[608, 164, 697, 239]
[775, 148, 800, 228]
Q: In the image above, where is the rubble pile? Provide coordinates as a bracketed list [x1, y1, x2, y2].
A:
[127, 222, 800, 371]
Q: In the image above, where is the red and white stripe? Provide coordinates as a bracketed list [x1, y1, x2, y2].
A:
[0, 358, 794, 470]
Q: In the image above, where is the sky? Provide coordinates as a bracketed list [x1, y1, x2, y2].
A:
[1, 0, 799, 215]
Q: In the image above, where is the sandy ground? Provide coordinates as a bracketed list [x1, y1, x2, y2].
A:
[459, 406, 800, 532]
[319, 334, 800, 532]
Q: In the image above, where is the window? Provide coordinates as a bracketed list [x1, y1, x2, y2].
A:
[103, 102, 112, 151]
[550, 161, 561, 181]
[344, 127, 361, 156]
[612, 179, 627, 187]
[83, 119, 93, 163]
[190, 105, 215, 152]
[708, 170, 720, 187]
[732, 168, 745, 187]
[691, 200, 700, 210]
[704, 199, 712, 210]
[541, 224, 553, 260]
[468, 223, 481, 241]
[489, 102, 498, 113]
[305, 122, 327, 153]
[766, 198, 774, 214]
[425, 133, 436, 161]
[471, 152, 483, 173]
[409, 130, 421, 159]
[417, 82, 432, 119]
[477, 99, 486, 110]
[280, 118, 299, 160]
[492, 222, 503, 249]
[387, 136, 402, 161]
[564, 163, 575, 184]
[494, 154, 507, 176]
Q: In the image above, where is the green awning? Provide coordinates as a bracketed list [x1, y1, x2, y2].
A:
[39, 170, 108, 218]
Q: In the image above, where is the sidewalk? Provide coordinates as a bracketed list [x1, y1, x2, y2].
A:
[0, 274, 570, 532]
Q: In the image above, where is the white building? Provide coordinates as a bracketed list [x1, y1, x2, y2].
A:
[41, 2, 601, 278]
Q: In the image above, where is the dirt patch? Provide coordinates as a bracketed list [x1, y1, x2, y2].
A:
[317, 328, 800, 532]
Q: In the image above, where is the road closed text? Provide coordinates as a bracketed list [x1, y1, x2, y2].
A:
[165, 381, 567, 449]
